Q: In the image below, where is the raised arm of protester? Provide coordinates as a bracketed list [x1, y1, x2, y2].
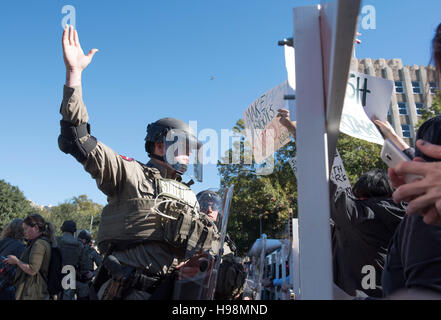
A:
[390, 140, 441, 225]
[373, 116, 411, 151]
[277, 109, 297, 139]
[59, 25, 139, 198]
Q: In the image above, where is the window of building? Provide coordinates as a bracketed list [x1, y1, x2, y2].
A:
[401, 124, 411, 138]
[412, 81, 421, 94]
[430, 82, 438, 94]
[395, 81, 404, 93]
[415, 103, 424, 116]
[398, 102, 408, 115]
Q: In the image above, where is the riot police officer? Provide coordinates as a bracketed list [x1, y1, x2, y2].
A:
[76, 230, 102, 300]
[58, 25, 219, 300]
[56, 220, 88, 300]
[196, 190, 245, 300]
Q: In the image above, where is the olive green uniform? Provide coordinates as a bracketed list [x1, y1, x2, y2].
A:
[60, 86, 218, 299]
[14, 238, 51, 300]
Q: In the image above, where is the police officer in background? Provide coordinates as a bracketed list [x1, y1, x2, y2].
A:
[59, 25, 219, 300]
[76, 230, 102, 300]
[196, 190, 245, 300]
[56, 220, 88, 300]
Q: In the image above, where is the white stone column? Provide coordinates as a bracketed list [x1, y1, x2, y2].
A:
[402, 66, 418, 140]
[380, 59, 403, 137]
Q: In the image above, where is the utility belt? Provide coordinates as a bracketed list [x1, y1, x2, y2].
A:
[100, 255, 163, 300]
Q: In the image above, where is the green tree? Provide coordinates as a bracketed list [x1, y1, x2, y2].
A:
[218, 119, 387, 256]
[42, 195, 103, 239]
[336, 133, 387, 185]
[218, 120, 297, 256]
[0, 179, 34, 230]
[416, 91, 441, 129]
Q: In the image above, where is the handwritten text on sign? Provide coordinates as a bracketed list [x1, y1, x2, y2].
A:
[243, 82, 291, 163]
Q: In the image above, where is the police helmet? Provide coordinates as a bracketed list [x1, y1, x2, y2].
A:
[196, 190, 222, 214]
[77, 229, 92, 243]
[145, 118, 203, 181]
[145, 118, 199, 154]
[61, 220, 77, 233]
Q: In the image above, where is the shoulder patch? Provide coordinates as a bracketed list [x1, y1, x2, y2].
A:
[120, 155, 134, 162]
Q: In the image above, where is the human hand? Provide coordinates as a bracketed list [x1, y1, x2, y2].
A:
[373, 116, 396, 139]
[85, 271, 94, 280]
[4, 255, 19, 265]
[373, 116, 409, 150]
[62, 25, 98, 72]
[392, 140, 441, 224]
[277, 109, 297, 138]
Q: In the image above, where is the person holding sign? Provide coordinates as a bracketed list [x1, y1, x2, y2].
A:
[277, 109, 297, 140]
[387, 23, 441, 226]
[382, 115, 441, 297]
[278, 108, 406, 298]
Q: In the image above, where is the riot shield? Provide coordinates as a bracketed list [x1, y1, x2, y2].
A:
[172, 186, 234, 300]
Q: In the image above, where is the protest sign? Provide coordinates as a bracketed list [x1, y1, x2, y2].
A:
[340, 71, 394, 145]
[330, 150, 352, 195]
[243, 82, 291, 163]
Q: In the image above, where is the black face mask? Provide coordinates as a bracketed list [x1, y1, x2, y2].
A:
[415, 116, 441, 162]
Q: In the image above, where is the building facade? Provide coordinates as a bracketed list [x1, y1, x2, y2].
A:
[353, 58, 439, 146]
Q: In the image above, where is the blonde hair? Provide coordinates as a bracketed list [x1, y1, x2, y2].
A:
[0, 218, 24, 241]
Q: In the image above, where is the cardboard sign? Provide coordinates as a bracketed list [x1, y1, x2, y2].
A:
[243, 82, 291, 163]
[330, 150, 352, 196]
[340, 71, 394, 145]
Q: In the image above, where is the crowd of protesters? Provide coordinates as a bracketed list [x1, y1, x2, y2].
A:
[0, 215, 101, 300]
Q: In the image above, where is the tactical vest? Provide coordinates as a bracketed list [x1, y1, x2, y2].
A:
[56, 236, 82, 268]
[83, 246, 95, 271]
[215, 254, 246, 300]
[97, 165, 220, 256]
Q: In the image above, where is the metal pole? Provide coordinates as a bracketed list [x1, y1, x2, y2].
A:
[90, 215, 94, 233]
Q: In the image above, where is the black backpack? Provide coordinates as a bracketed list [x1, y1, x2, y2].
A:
[46, 247, 64, 296]
[36, 238, 64, 297]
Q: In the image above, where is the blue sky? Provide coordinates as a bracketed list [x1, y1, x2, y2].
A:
[0, 0, 440, 206]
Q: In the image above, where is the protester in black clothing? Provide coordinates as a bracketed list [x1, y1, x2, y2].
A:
[382, 115, 441, 297]
[0, 219, 26, 300]
[389, 23, 441, 225]
[330, 169, 406, 298]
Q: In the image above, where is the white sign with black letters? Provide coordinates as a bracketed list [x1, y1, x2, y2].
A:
[340, 71, 393, 145]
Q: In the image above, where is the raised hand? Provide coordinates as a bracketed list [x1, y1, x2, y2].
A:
[277, 108, 297, 138]
[62, 25, 98, 71]
[372, 116, 409, 151]
[391, 140, 441, 225]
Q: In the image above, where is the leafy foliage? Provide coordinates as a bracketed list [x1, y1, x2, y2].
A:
[0, 180, 103, 240]
[0, 179, 34, 229]
[416, 90, 441, 129]
[336, 133, 387, 185]
[41, 195, 103, 239]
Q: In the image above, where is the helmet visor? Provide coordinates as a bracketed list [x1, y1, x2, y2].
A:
[164, 129, 203, 182]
